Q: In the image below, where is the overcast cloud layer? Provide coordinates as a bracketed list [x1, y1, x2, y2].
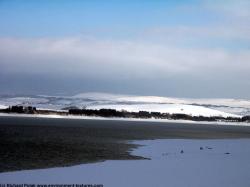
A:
[0, 0, 249, 98]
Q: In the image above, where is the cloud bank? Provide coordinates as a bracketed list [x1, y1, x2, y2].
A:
[1, 37, 249, 75]
[0, 36, 249, 98]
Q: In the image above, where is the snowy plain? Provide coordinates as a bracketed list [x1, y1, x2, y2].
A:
[1, 139, 250, 187]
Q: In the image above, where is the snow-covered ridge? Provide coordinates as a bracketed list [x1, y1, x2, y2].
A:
[0, 92, 250, 117]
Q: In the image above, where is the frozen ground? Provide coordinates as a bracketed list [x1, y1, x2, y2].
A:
[1, 139, 250, 187]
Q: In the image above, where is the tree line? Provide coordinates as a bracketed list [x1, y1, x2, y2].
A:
[0, 105, 249, 123]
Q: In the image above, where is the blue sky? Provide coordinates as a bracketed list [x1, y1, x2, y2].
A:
[0, 0, 221, 37]
[0, 0, 250, 98]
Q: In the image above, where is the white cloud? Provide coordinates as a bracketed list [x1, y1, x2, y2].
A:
[205, 0, 250, 18]
[0, 37, 249, 81]
[143, 24, 250, 42]
[140, 0, 250, 47]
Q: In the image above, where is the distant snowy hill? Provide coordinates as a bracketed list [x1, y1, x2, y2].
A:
[0, 92, 250, 117]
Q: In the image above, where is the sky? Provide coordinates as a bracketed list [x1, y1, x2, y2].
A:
[0, 0, 250, 98]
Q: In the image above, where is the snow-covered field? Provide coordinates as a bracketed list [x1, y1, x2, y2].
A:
[0, 104, 8, 109]
[87, 103, 241, 118]
[1, 92, 250, 117]
[1, 139, 250, 187]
